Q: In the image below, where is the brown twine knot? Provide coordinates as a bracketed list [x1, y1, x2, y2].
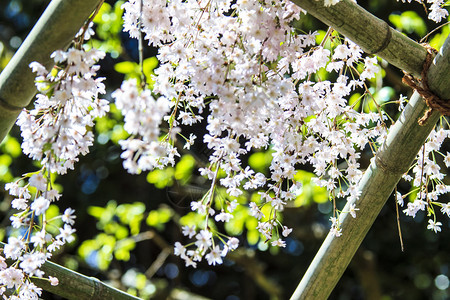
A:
[402, 45, 450, 126]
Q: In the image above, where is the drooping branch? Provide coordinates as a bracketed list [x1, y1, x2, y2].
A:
[0, 0, 103, 143]
[0, 0, 143, 298]
[288, 0, 450, 298]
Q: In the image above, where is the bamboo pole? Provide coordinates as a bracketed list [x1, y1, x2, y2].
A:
[289, 0, 450, 298]
[290, 0, 427, 76]
[0, 242, 141, 299]
[0, 0, 103, 143]
[291, 95, 440, 299]
[32, 259, 142, 300]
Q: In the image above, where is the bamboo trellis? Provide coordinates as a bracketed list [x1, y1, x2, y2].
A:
[1, 0, 449, 299]
[289, 0, 450, 298]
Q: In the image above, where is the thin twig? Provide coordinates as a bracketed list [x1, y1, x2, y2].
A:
[394, 187, 404, 252]
[138, 0, 147, 88]
[145, 248, 171, 279]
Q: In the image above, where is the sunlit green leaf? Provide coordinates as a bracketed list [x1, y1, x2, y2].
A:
[135, 273, 147, 290]
[248, 151, 273, 173]
[146, 207, 173, 230]
[114, 61, 138, 74]
[348, 93, 361, 111]
[147, 168, 175, 188]
[114, 238, 136, 261]
[247, 229, 259, 245]
[1, 135, 21, 158]
[389, 11, 427, 37]
[175, 154, 195, 182]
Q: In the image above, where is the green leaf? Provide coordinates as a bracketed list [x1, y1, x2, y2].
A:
[389, 14, 402, 30]
[175, 154, 195, 182]
[224, 205, 246, 235]
[179, 211, 206, 227]
[247, 229, 259, 245]
[147, 168, 175, 189]
[0, 155, 12, 168]
[293, 170, 328, 206]
[116, 202, 145, 235]
[88, 200, 117, 227]
[374, 86, 395, 103]
[114, 238, 136, 261]
[93, 2, 111, 23]
[143, 57, 158, 75]
[115, 225, 129, 240]
[116, 202, 146, 224]
[158, 207, 173, 223]
[348, 93, 361, 111]
[114, 61, 138, 74]
[46, 204, 62, 235]
[110, 124, 129, 144]
[146, 207, 173, 230]
[95, 116, 116, 134]
[135, 273, 147, 290]
[430, 24, 450, 49]
[97, 234, 116, 270]
[248, 151, 272, 173]
[87, 206, 105, 220]
[315, 67, 329, 81]
[389, 11, 427, 37]
[1, 135, 21, 157]
[78, 239, 99, 260]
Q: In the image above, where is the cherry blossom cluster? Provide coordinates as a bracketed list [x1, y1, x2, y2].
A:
[112, 79, 172, 174]
[427, 0, 449, 22]
[398, 0, 448, 22]
[2, 3, 447, 294]
[1, 175, 73, 299]
[117, 0, 395, 267]
[1, 44, 107, 298]
[21, 47, 108, 174]
[396, 126, 450, 233]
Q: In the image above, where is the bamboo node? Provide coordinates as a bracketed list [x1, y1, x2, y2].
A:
[0, 96, 25, 112]
[369, 21, 392, 55]
[402, 45, 450, 126]
[375, 154, 407, 175]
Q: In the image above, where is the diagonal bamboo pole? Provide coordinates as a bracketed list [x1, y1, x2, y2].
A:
[289, 0, 450, 298]
[0, 0, 103, 143]
[32, 259, 143, 300]
[1, 242, 141, 300]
